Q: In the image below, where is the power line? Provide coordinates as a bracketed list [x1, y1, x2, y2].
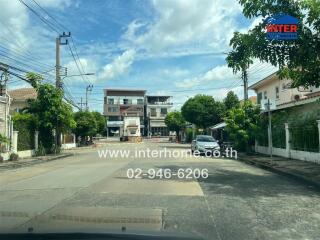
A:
[0, 44, 53, 72]
[67, 44, 91, 85]
[30, 0, 66, 31]
[27, 0, 92, 87]
[0, 18, 54, 68]
[70, 37, 92, 84]
[18, 0, 60, 35]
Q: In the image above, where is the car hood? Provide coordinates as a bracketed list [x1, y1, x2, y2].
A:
[0, 207, 203, 239]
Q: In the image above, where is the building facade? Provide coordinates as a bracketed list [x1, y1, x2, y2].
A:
[248, 72, 317, 110]
[104, 89, 146, 137]
[103, 89, 173, 137]
[145, 95, 172, 136]
[8, 88, 37, 114]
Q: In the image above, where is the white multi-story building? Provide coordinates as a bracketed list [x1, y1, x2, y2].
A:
[146, 95, 173, 136]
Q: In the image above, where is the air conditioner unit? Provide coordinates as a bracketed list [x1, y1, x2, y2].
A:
[292, 94, 302, 101]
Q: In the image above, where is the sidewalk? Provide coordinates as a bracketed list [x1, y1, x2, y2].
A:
[0, 153, 73, 171]
[237, 153, 320, 188]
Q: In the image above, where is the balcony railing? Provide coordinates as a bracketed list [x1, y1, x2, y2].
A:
[147, 102, 173, 105]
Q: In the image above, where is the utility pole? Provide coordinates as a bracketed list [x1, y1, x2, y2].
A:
[55, 32, 70, 152]
[56, 32, 70, 89]
[0, 66, 10, 149]
[0, 65, 8, 96]
[242, 67, 248, 100]
[85, 85, 93, 111]
[266, 99, 273, 163]
[77, 97, 86, 111]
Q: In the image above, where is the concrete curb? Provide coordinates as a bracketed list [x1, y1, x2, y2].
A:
[0, 153, 74, 171]
[236, 156, 320, 190]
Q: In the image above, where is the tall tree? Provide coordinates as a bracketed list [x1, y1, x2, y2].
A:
[181, 95, 224, 130]
[227, 0, 320, 87]
[165, 111, 186, 138]
[224, 91, 240, 111]
[92, 111, 106, 135]
[73, 111, 98, 140]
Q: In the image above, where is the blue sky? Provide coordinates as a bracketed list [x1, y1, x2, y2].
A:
[0, 0, 277, 112]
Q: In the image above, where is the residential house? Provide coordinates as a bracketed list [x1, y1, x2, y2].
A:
[8, 88, 37, 114]
[146, 95, 173, 136]
[248, 72, 317, 109]
[249, 72, 320, 163]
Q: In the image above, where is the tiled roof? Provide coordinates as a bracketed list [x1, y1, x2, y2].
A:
[8, 88, 37, 101]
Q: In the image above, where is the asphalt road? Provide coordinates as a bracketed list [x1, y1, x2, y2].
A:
[1, 141, 320, 240]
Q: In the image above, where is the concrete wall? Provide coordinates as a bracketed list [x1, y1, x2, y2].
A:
[255, 120, 320, 164]
[61, 143, 76, 149]
[290, 150, 320, 164]
[17, 150, 35, 158]
[255, 145, 288, 158]
[255, 145, 320, 164]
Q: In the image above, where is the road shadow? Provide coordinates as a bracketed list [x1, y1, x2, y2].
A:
[197, 167, 320, 198]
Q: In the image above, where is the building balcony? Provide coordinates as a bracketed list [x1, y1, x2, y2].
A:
[107, 121, 124, 127]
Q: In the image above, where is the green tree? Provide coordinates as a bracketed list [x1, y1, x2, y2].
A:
[73, 111, 97, 140]
[26, 72, 43, 89]
[225, 101, 261, 152]
[181, 95, 224, 130]
[223, 91, 240, 111]
[227, 0, 320, 87]
[92, 111, 106, 135]
[165, 111, 186, 138]
[26, 74, 76, 153]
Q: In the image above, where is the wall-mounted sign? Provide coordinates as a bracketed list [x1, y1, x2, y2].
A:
[265, 13, 298, 40]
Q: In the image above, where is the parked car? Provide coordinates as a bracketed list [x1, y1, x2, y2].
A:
[191, 135, 220, 154]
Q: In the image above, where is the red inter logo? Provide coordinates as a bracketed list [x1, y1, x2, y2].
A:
[265, 14, 298, 40]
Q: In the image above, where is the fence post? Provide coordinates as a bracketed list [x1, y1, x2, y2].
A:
[285, 123, 290, 158]
[317, 120, 320, 153]
[34, 131, 39, 151]
[12, 131, 18, 153]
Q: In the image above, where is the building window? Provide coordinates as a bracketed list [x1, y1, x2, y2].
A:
[264, 91, 267, 100]
[275, 86, 279, 99]
[160, 108, 167, 115]
[108, 98, 114, 105]
[123, 99, 132, 105]
[108, 116, 119, 121]
[257, 92, 262, 104]
[137, 99, 144, 105]
[150, 108, 157, 117]
[104, 97, 107, 104]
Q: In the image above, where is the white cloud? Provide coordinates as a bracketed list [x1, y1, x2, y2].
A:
[36, 0, 72, 9]
[98, 49, 136, 82]
[175, 65, 238, 88]
[0, 0, 72, 64]
[123, 0, 242, 55]
[0, 0, 30, 51]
